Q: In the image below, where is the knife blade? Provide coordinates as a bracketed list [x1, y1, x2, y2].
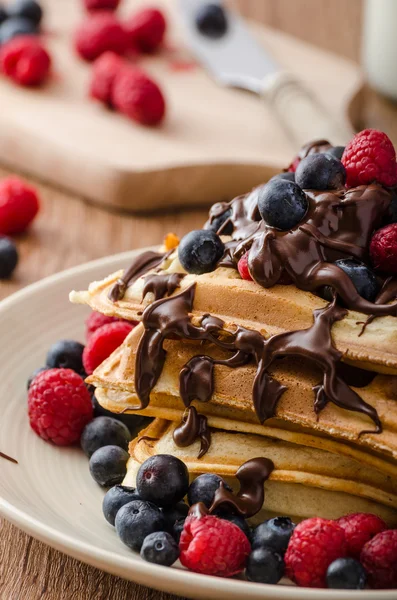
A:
[177, 0, 354, 147]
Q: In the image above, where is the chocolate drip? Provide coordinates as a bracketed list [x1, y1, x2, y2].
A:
[0, 451, 18, 464]
[188, 502, 209, 518]
[109, 250, 169, 302]
[359, 276, 397, 335]
[173, 406, 211, 459]
[209, 457, 274, 518]
[136, 285, 382, 434]
[142, 273, 185, 301]
[297, 139, 332, 159]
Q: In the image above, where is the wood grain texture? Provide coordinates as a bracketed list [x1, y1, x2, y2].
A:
[0, 1, 367, 599]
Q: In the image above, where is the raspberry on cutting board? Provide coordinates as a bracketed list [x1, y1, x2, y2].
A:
[111, 66, 166, 126]
[0, 176, 40, 234]
[84, 0, 120, 12]
[74, 12, 127, 62]
[0, 35, 51, 86]
[124, 7, 166, 53]
[89, 51, 124, 106]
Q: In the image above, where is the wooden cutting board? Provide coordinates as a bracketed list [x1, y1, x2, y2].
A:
[0, 0, 362, 211]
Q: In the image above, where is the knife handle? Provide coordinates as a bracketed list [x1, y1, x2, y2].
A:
[261, 72, 354, 148]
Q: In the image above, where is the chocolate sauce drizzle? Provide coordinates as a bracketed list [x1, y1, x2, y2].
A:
[142, 273, 185, 302]
[173, 406, 211, 458]
[359, 276, 397, 335]
[188, 457, 274, 519]
[109, 250, 170, 302]
[0, 451, 18, 464]
[135, 284, 382, 436]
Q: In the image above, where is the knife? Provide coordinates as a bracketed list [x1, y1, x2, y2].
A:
[177, 0, 354, 148]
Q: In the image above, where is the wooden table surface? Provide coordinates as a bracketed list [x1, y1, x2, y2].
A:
[1, 1, 393, 598]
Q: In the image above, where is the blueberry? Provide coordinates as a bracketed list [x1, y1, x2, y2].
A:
[187, 473, 232, 509]
[207, 208, 233, 235]
[0, 17, 37, 44]
[46, 340, 85, 375]
[172, 517, 185, 543]
[335, 258, 379, 302]
[270, 171, 296, 183]
[218, 512, 251, 539]
[81, 416, 131, 458]
[246, 547, 285, 584]
[295, 153, 346, 190]
[7, 0, 43, 26]
[326, 557, 367, 590]
[136, 455, 189, 508]
[251, 517, 295, 555]
[178, 230, 224, 275]
[196, 3, 228, 39]
[140, 531, 180, 566]
[0, 237, 18, 279]
[327, 145, 345, 160]
[89, 445, 129, 487]
[102, 485, 140, 526]
[162, 501, 189, 531]
[258, 179, 308, 230]
[115, 499, 166, 552]
[26, 366, 47, 390]
[0, 5, 7, 24]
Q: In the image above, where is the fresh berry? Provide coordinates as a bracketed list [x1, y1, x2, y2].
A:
[111, 67, 166, 126]
[28, 368, 93, 445]
[270, 171, 296, 183]
[74, 12, 127, 62]
[115, 499, 166, 551]
[84, 0, 120, 12]
[89, 51, 123, 106]
[187, 473, 232, 509]
[217, 512, 251, 539]
[136, 454, 189, 508]
[327, 145, 345, 160]
[46, 340, 85, 375]
[124, 7, 166, 53]
[173, 517, 185, 543]
[162, 501, 189, 531]
[258, 179, 308, 230]
[370, 223, 397, 274]
[337, 513, 386, 559]
[0, 5, 6, 24]
[141, 531, 179, 566]
[335, 259, 379, 302]
[89, 444, 129, 486]
[81, 416, 131, 457]
[0, 36, 50, 86]
[251, 517, 295, 555]
[82, 321, 133, 375]
[26, 366, 47, 390]
[178, 230, 224, 275]
[195, 3, 228, 39]
[246, 546, 285, 584]
[0, 236, 18, 278]
[207, 208, 233, 235]
[0, 177, 39, 235]
[179, 515, 251, 576]
[295, 153, 346, 190]
[285, 518, 348, 588]
[0, 17, 37, 44]
[7, 0, 43, 26]
[342, 129, 397, 188]
[361, 529, 397, 589]
[102, 484, 140, 525]
[326, 557, 367, 590]
[85, 310, 121, 340]
[237, 252, 252, 281]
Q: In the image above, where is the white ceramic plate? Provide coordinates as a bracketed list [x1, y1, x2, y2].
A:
[0, 249, 396, 600]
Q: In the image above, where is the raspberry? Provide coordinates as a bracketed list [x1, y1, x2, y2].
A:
[370, 223, 397, 274]
[74, 12, 127, 62]
[237, 252, 252, 281]
[89, 51, 124, 106]
[28, 368, 93, 445]
[337, 513, 386, 559]
[288, 156, 300, 172]
[82, 321, 134, 374]
[0, 177, 39, 234]
[84, 0, 120, 11]
[342, 129, 397, 188]
[112, 67, 166, 126]
[124, 8, 166, 53]
[361, 529, 397, 589]
[179, 515, 251, 577]
[285, 518, 347, 588]
[0, 36, 51, 86]
[85, 311, 121, 340]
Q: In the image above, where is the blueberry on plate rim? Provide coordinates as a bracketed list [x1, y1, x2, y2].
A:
[140, 531, 180, 566]
[136, 454, 189, 508]
[45, 339, 85, 374]
[115, 499, 166, 552]
[246, 546, 285, 584]
[326, 557, 367, 590]
[187, 472, 232, 509]
[251, 516, 295, 555]
[89, 445, 129, 487]
[81, 416, 131, 458]
[102, 485, 141, 526]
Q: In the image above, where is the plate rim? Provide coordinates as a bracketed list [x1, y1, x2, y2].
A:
[0, 248, 396, 600]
